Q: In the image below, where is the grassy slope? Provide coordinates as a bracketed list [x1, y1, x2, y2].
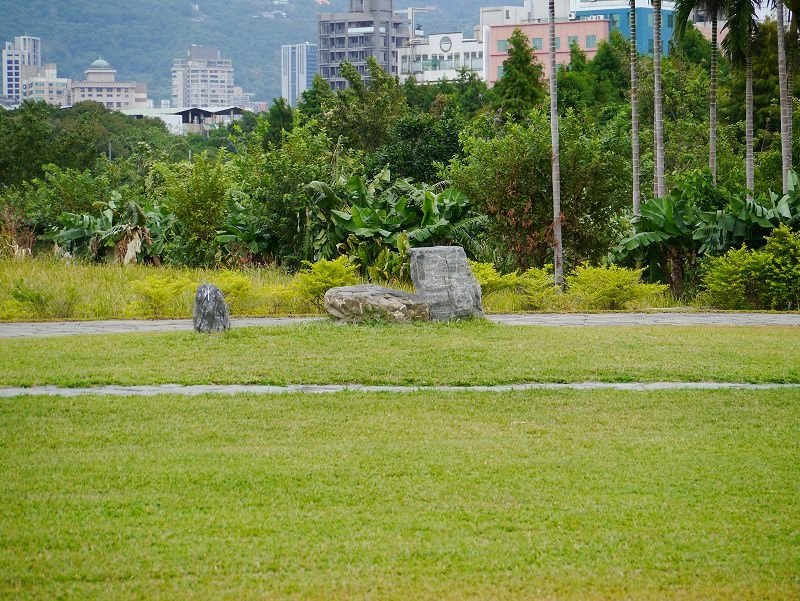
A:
[2, 321, 800, 387]
[1, 390, 798, 599]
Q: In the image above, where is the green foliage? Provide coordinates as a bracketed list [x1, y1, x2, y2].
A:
[492, 28, 545, 120]
[616, 170, 800, 296]
[160, 153, 229, 267]
[308, 169, 486, 275]
[700, 246, 771, 309]
[17, 164, 115, 233]
[259, 98, 294, 149]
[0, 101, 177, 188]
[291, 257, 359, 309]
[230, 121, 363, 268]
[129, 274, 194, 318]
[448, 108, 630, 270]
[566, 265, 668, 310]
[369, 104, 464, 184]
[700, 225, 800, 310]
[9, 278, 79, 319]
[320, 57, 408, 152]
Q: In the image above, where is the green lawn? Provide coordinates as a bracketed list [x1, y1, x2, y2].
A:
[2, 321, 800, 387]
[1, 390, 798, 600]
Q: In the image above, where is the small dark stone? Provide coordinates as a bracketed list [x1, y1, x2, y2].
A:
[193, 283, 231, 333]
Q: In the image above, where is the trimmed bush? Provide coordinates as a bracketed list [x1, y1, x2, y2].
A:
[291, 257, 359, 309]
[566, 265, 667, 310]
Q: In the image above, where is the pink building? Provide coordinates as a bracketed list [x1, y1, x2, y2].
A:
[485, 20, 611, 87]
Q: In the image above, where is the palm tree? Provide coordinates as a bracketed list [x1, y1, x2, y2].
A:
[549, 0, 564, 288]
[630, 0, 641, 218]
[674, 0, 727, 184]
[775, 0, 791, 192]
[723, 0, 760, 198]
[653, 0, 666, 198]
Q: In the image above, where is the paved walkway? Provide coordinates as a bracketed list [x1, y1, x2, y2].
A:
[1, 312, 799, 338]
[2, 382, 799, 398]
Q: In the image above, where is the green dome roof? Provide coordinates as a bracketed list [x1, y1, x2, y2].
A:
[89, 58, 112, 69]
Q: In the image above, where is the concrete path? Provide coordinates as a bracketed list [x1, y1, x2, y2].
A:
[2, 382, 799, 398]
[1, 312, 799, 338]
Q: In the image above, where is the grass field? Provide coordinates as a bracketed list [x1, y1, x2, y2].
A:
[2, 321, 800, 387]
[1, 389, 798, 600]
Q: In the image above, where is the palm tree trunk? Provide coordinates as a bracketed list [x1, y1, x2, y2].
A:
[549, 0, 564, 289]
[653, 0, 666, 198]
[746, 52, 754, 200]
[631, 0, 641, 218]
[776, 0, 791, 193]
[710, 16, 718, 185]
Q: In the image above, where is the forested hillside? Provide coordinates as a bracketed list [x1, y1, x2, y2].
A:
[1, 0, 488, 103]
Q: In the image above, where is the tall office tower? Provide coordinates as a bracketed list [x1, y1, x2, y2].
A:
[171, 45, 235, 107]
[318, 0, 409, 90]
[2, 35, 42, 101]
[281, 42, 318, 106]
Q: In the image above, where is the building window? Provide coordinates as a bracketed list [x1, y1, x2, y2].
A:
[648, 13, 654, 26]
[568, 35, 578, 47]
[497, 39, 508, 52]
[668, 14, 674, 28]
[497, 65, 504, 78]
[555, 37, 561, 50]
[586, 35, 597, 49]
[532, 37, 543, 50]
[611, 13, 621, 29]
[648, 38, 654, 53]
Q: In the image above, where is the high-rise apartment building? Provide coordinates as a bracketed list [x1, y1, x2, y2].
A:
[171, 45, 235, 107]
[2, 35, 42, 101]
[281, 42, 318, 106]
[318, 0, 409, 89]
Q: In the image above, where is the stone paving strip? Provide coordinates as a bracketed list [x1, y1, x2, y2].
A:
[2, 382, 799, 398]
[1, 312, 799, 338]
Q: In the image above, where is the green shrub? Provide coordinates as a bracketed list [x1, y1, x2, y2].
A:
[700, 247, 770, 309]
[209, 270, 253, 312]
[9, 278, 79, 319]
[291, 257, 360, 308]
[761, 225, 800, 310]
[469, 261, 518, 296]
[700, 226, 800, 310]
[518, 266, 559, 310]
[128, 274, 194, 318]
[566, 265, 667, 310]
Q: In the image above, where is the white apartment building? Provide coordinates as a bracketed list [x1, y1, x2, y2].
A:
[2, 35, 42, 101]
[398, 32, 483, 83]
[171, 45, 235, 108]
[70, 59, 148, 110]
[20, 64, 71, 106]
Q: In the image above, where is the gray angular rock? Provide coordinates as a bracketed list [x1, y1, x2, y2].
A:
[193, 283, 231, 333]
[409, 246, 484, 321]
[324, 285, 430, 323]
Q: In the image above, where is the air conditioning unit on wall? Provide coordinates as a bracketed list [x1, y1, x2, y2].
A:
[568, 11, 577, 20]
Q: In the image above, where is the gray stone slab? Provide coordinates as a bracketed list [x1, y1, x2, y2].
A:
[2, 382, 799, 398]
[2, 312, 799, 339]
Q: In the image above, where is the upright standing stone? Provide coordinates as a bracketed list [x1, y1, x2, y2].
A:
[193, 283, 231, 333]
[409, 246, 484, 321]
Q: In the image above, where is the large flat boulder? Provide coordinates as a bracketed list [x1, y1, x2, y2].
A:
[324, 285, 430, 323]
[409, 246, 484, 321]
[193, 283, 231, 333]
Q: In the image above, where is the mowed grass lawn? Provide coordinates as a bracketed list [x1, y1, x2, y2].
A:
[2, 321, 800, 387]
[1, 390, 798, 599]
